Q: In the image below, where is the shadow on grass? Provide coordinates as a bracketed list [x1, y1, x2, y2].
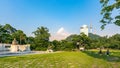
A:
[0, 56, 8, 58]
[82, 50, 120, 62]
[0, 55, 26, 59]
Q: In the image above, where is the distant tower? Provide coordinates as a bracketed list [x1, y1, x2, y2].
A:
[90, 23, 92, 33]
[94, 28, 96, 34]
[80, 25, 88, 36]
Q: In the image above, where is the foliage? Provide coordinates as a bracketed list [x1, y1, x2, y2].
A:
[0, 24, 17, 43]
[3, 24, 17, 34]
[89, 33, 120, 49]
[0, 24, 28, 44]
[0, 24, 120, 50]
[12, 30, 27, 44]
[0, 25, 7, 43]
[32, 26, 50, 51]
[60, 40, 75, 51]
[108, 34, 120, 49]
[100, 0, 120, 29]
[52, 40, 61, 51]
[26, 36, 34, 44]
[64, 33, 91, 50]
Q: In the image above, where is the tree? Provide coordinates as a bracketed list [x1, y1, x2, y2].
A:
[66, 33, 91, 50]
[61, 40, 75, 51]
[108, 34, 120, 49]
[12, 30, 26, 44]
[0, 24, 17, 43]
[79, 33, 91, 49]
[3, 24, 17, 34]
[26, 36, 35, 50]
[72, 35, 81, 49]
[26, 36, 34, 44]
[52, 40, 61, 51]
[0, 24, 8, 43]
[100, 0, 120, 29]
[33, 26, 50, 50]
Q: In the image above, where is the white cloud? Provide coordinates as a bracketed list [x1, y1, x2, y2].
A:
[50, 27, 71, 41]
[57, 27, 64, 34]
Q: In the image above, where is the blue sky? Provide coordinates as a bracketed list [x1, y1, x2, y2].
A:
[0, 0, 120, 39]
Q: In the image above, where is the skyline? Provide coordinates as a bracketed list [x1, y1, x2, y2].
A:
[0, 0, 120, 40]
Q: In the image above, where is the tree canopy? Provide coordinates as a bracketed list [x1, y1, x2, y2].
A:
[32, 26, 50, 50]
[3, 24, 17, 34]
[12, 30, 26, 44]
[100, 0, 120, 29]
[0, 24, 120, 50]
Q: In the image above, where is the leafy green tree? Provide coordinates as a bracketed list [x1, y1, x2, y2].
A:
[72, 35, 81, 49]
[66, 33, 91, 50]
[2, 34, 12, 43]
[100, 0, 120, 29]
[88, 33, 102, 49]
[108, 34, 120, 49]
[66, 34, 78, 42]
[26, 36, 34, 44]
[0, 24, 17, 43]
[52, 40, 61, 51]
[0, 24, 9, 43]
[12, 30, 26, 44]
[80, 33, 91, 49]
[90, 34, 109, 49]
[61, 40, 74, 51]
[33, 26, 50, 50]
[3, 24, 17, 34]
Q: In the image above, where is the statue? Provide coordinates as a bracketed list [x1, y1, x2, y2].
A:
[12, 38, 18, 45]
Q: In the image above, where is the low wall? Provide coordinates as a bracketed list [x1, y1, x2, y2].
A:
[0, 44, 11, 51]
[0, 44, 31, 52]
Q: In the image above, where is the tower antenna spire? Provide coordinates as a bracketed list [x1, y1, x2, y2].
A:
[90, 23, 92, 33]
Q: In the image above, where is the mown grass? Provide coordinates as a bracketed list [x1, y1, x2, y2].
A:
[0, 50, 120, 68]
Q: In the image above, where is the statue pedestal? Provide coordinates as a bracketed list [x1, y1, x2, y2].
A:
[11, 45, 18, 52]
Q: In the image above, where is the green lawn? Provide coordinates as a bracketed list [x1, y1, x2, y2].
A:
[0, 50, 120, 68]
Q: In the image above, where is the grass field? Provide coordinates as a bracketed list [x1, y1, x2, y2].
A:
[0, 50, 120, 68]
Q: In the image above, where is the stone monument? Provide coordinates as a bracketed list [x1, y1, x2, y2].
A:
[11, 38, 19, 52]
[11, 38, 31, 52]
[12, 38, 18, 45]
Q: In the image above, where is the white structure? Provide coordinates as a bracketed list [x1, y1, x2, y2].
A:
[10, 44, 30, 52]
[80, 25, 88, 36]
[46, 49, 53, 53]
[0, 38, 31, 52]
[0, 44, 11, 51]
[10, 38, 30, 52]
[79, 47, 84, 51]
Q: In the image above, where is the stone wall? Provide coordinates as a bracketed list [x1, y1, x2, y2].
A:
[0, 44, 11, 51]
[0, 44, 30, 52]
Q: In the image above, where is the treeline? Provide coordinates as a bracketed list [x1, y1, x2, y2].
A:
[89, 33, 120, 49]
[0, 24, 50, 51]
[0, 24, 27, 44]
[0, 24, 120, 51]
